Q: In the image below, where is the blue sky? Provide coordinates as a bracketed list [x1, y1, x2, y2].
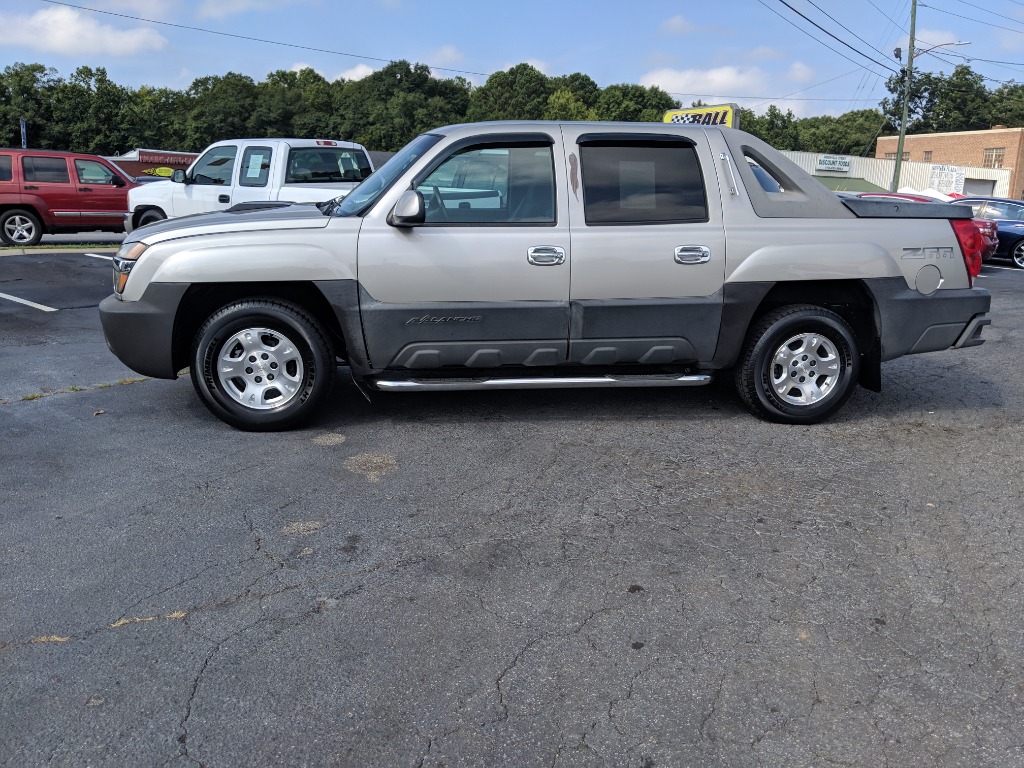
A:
[2, 0, 1024, 118]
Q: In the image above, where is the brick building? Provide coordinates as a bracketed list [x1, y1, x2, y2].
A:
[876, 127, 1024, 199]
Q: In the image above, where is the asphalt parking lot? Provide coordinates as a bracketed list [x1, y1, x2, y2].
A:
[2, 250, 1024, 767]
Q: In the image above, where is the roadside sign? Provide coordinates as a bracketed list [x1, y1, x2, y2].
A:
[663, 104, 740, 129]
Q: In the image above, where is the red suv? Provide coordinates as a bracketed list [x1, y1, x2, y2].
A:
[0, 148, 137, 246]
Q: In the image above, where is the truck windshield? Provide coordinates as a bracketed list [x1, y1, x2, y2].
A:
[326, 133, 443, 217]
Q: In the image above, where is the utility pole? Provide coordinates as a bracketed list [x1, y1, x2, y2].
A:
[891, 0, 916, 192]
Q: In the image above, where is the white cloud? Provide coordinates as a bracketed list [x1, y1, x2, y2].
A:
[787, 61, 815, 84]
[0, 7, 166, 56]
[640, 65, 769, 103]
[641, 65, 820, 117]
[660, 15, 693, 36]
[336, 64, 376, 82]
[429, 45, 464, 68]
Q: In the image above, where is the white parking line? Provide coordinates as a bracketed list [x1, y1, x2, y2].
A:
[0, 292, 58, 312]
[85, 253, 113, 260]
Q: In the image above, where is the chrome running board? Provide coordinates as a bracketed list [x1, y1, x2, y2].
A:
[372, 373, 712, 392]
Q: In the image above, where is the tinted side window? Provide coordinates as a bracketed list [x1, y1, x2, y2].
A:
[239, 146, 272, 187]
[191, 146, 237, 185]
[416, 143, 554, 225]
[23, 156, 71, 184]
[0, 155, 11, 182]
[579, 141, 708, 225]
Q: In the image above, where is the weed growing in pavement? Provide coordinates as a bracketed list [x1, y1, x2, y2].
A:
[4, 378, 151, 405]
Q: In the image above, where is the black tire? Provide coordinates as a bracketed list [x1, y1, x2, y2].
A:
[191, 299, 335, 431]
[734, 305, 860, 424]
[1, 209, 43, 246]
[1012, 239, 1024, 269]
[137, 209, 166, 228]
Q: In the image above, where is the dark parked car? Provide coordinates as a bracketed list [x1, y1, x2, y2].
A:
[955, 197, 1024, 268]
[844, 192, 998, 263]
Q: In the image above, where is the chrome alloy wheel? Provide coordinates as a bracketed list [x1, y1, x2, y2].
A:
[769, 332, 842, 406]
[3, 214, 37, 244]
[1013, 240, 1024, 268]
[216, 327, 304, 409]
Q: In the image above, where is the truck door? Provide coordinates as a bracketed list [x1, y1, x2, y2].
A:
[356, 132, 571, 370]
[174, 144, 238, 216]
[561, 127, 727, 365]
[73, 158, 129, 228]
[228, 145, 275, 207]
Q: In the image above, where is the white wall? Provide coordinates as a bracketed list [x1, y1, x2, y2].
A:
[780, 151, 1011, 197]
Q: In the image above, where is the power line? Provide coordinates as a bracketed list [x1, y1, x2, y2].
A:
[772, 0, 900, 73]
[36, 0, 491, 78]
[753, 0, 896, 77]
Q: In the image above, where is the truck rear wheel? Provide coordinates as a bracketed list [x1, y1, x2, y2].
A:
[1, 209, 43, 246]
[735, 305, 859, 424]
[191, 299, 335, 431]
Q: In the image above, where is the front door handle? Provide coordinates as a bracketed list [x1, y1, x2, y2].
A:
[24, 185, 38, 190]
[527, 246, 565, 266]
[674, 245, 711, 265]
[79, 187, 93, 192]
[218, 194, 230, 204]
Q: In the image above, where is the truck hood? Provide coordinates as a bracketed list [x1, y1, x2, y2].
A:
[132, 202, 331, 245]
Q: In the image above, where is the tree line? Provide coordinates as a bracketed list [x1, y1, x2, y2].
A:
[2, 59, 1023, 156]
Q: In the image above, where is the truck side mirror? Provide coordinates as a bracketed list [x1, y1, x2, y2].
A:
[171, 169, 187, 184]
[388, 189, 425, 227]
[111, 176, 125, 187]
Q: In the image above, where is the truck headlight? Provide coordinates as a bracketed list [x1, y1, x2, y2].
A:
[112, 241, 147, 295]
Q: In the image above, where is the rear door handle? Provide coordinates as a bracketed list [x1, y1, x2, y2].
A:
[218, 194, 230, 204]
[674, 245, 711, 264]
[527, 246, 565, 266]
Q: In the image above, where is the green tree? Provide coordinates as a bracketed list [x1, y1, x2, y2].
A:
[184, 72, 259, 150]
[467, 63, 552, 121]
[0, 62, 58, 148]
[544, 89, 598, 120]
[741, 104, 799, 149]
[881, 64, 989, 135]
[549, 72, 600, 109]
[796, 109, 890, 155]
[989, 81, 1024, 128]
[594, 83, 677, 122]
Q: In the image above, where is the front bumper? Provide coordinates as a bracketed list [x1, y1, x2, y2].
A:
[99, 283, 189, 379]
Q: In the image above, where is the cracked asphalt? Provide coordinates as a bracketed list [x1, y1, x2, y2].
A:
[2, 253, 1023, 767]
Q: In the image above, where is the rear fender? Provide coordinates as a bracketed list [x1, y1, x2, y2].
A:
[727, 243, 903, 283]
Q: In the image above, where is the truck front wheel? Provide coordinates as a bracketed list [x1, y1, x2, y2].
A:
[191, 299, 335, 431]
[735, 305, 860, 424]
[137, 209, 166, 228]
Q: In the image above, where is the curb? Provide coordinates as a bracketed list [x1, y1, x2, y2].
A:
[0, 246, 119, 256]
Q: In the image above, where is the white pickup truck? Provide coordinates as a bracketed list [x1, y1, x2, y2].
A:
[123, 138, 374, 232]
[101, 121, 991, 430]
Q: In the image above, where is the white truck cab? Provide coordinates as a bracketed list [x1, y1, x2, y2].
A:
[125, 138, 373, 232]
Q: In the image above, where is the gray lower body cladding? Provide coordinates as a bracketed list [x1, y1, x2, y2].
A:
[354, 285, 725, 370]
[99, 283, 189, 379]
